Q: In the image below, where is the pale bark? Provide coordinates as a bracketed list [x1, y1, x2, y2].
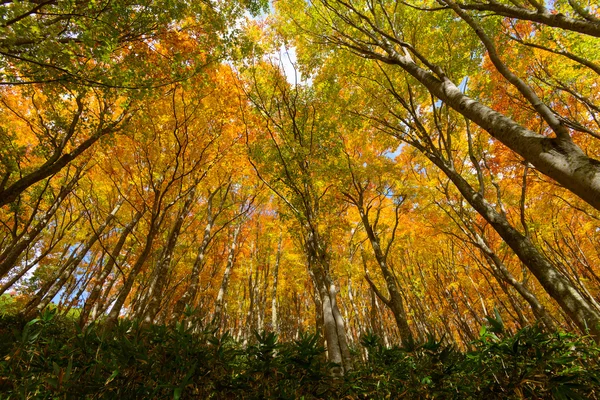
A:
[393, 57, 600, 211]
[306, 228, 352, 374]
[318, 1, 600, 335]
[427, 152, 600, 337]
[24, 199, 123, 316]
[318, 1, 600, 211]
[454, 1, 600, 37]
[142, 187, 196, 324]
[213, 223, 242, 327]
[79, 209, 144, 327]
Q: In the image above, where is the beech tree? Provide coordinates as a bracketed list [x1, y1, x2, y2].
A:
[341, 148, 415, 347]
[2, 0, 600, 365]
[244, 63, 353, 373]
[279, 0, 600, 211]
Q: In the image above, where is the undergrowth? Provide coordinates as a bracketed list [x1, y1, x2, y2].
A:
[1, 309, 599, 399]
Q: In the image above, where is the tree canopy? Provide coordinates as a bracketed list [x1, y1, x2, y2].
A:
[1, 0, 600, 396]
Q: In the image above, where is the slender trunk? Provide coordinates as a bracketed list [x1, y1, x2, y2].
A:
[91, 276, 118, 323]
[213, 224, 242, 328]
[173, 185, 228, 320]
[79, 210, 143, 327]
[246, 259, 256, 334]
[64, 257, 98, 313]
[343, 182, 414, 346]
[271, 234, 282, 332]
[142, 189, 196, 324]
[473, 233, 556, 331]
[0, 241, 66, 296]
[312, 267, 343, 373]
[0, 172, 81, 279]
[172, 219, 211, 320]
[329, 279, 352, 368]
[355, 205, 414, 346]
[346, 277, 363, 340]
[105, 219, 159, 328]
[24, 200, 123, 316]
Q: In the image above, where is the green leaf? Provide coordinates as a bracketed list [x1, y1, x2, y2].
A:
[105, 369, 119, 385]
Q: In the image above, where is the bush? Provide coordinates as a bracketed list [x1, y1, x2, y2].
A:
[1, 311, 599, 399]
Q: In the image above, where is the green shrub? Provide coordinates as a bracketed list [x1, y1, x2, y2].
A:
[1, 311, 599, 399]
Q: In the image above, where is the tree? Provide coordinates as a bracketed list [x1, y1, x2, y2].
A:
[281, 0, 600, 211]
[0, 86, 132, 207]
[244, 62, 353, 373]
[340, 145, 415, 347]
[369, 69, 600, 337]
[0, 0, 258, 87]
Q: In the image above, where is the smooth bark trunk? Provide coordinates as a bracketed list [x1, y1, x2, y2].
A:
[213, 224, 242, 327]
[142, 188, 196, 324]
[428, 153, 600, 338]
[79, 209, 144, 327]
[24, 200, 122, 316]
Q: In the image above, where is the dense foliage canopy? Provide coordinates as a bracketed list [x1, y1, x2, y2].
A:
[1, 0, 599, 397]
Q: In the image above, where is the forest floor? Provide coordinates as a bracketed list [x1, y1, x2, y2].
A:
[1, 309, 599, 399]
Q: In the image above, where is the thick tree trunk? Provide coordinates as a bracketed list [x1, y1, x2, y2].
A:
[428, 154, 600, 338]
[319, 8, 600, 211]
[394, 54, 600, 211]
[306, 229, 352, 375]
[455, 1, 600, 37]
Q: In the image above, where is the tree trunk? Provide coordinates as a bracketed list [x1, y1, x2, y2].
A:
[271, 234, 282, 333]
[105, 216, 159, 328]
[361, 234, 414, 347]
[428, 154, 600, 338]
[142, 188, 196, 324]
[24, 199, 123, 317]
[79, 209, 144, 327]
[318, 7, 600, 211]
[0, 171, 81, 279]
[306, 228, 352, 375]
[213, 223, 242, 328]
